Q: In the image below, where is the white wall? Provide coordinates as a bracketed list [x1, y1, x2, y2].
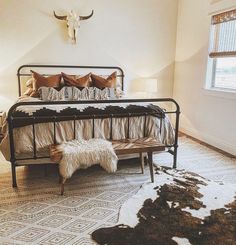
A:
[0, 0, 178, 110]
[174, 0, 236, 155]
[2, 0, 234, 155]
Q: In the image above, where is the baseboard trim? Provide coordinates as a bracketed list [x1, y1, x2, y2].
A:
[179, 128, 236, 158]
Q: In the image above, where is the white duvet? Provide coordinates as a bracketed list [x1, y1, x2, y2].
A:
[0, 96, 175, 161]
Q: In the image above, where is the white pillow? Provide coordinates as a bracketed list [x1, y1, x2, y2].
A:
[26, 78, 34, 88]
[39, 87, 120, 101]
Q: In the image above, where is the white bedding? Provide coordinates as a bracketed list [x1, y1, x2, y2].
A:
[0, 96, 175, 162]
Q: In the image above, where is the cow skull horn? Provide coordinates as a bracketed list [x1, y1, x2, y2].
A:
[53, 10, 94, 43]
[53, 11, 67, 20]
[79, 10, 94, 20]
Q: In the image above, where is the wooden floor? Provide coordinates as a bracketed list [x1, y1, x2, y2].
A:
[179, 132, 236, 159]
[155, 136, 236, 184]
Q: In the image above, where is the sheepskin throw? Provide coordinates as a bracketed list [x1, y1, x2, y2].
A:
[52, 139, 118, 179]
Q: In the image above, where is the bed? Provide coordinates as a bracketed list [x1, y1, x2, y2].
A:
[0, 65, 180, 187]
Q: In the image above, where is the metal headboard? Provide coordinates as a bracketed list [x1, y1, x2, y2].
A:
[17, 64, 125, 97]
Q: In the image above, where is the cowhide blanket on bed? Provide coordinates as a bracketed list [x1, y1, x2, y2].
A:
[92, 167, 236, 245]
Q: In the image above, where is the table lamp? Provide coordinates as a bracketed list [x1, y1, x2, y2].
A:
[132, 78, 158, 98]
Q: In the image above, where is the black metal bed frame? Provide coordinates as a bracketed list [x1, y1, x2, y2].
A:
[7, 65, 180, 188]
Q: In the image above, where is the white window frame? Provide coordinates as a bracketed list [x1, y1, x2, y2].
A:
[205, 57, 236, 99]
[205, 8, 236, 99]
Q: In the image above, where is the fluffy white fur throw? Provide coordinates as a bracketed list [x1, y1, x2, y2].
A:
[58, 139, 118, 179]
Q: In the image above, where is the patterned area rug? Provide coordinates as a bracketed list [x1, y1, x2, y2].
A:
[92, 167, 236, 245]
[0, 136, 235, 244]
[0, 160, 150, 245]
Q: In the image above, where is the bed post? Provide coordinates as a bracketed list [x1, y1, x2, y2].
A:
[173, 101, 180, 169]
[7, 111, 18, 188]
[11, 162, 17, 188]
[173, 147, 178, 169]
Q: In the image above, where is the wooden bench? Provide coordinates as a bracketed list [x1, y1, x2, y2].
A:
[112, 137, 165, 183]
[53, 137, 165, 195]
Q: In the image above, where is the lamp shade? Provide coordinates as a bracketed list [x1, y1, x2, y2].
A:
[133, 78, 158, 93]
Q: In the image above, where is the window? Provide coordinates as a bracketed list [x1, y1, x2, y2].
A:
[206, 9, 236, 92]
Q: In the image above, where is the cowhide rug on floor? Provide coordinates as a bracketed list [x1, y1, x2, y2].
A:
[92, 166, 236, 245]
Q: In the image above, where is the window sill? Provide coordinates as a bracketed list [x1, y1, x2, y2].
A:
[203, 87, 236, 100]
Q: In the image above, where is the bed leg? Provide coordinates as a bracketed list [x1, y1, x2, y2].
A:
[173, 146, 178, 169]
[11, 163, 17, 188]
[147, 152, 154, 183]
[60, 178, 66, 196]
[144, 155, 148, 166]
[139, 153, 144, 174]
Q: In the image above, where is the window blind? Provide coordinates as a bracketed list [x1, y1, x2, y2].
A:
[209, 9, 236, 58]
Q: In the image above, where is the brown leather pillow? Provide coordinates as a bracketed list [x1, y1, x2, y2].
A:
[61, 72, 92, 87]
[31, 70, 61, 91]
[91, 72, 117, 89]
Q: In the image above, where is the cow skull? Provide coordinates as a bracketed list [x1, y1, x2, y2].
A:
[54, 10, 94, 44]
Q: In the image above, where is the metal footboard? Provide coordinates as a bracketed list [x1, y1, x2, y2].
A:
[7, 98, 180, 187]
